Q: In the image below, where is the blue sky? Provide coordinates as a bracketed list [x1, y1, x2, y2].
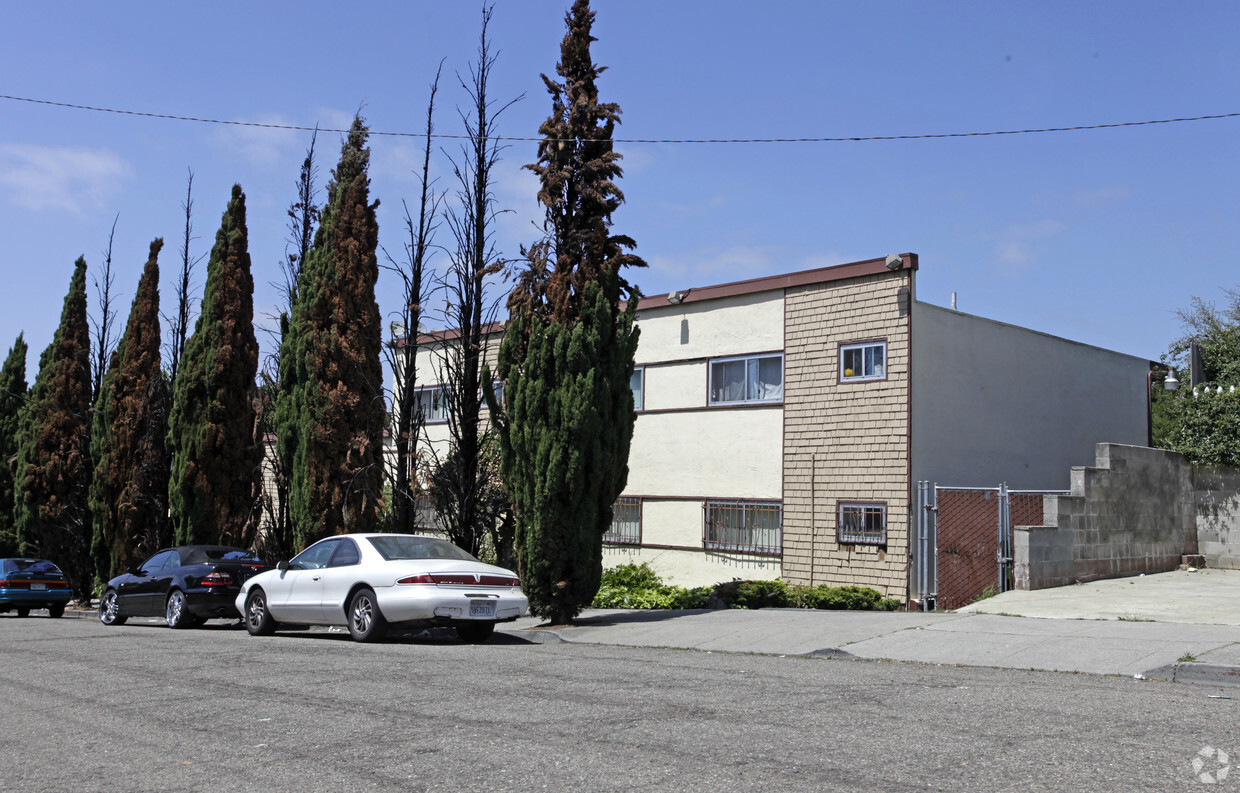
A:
[2, 1, 1238, 379]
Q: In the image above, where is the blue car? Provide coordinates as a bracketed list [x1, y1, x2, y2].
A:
[0, 558, 73, 618]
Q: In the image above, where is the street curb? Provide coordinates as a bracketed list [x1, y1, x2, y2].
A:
[1145, 662, 1240, 688]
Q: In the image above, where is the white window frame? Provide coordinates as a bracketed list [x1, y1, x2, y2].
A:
[839, 341, 887, 383]
[708, 353, 784, 406]
[630, 367, 644, 412]
[703, 499, 782, 555]
[838, 501, 887, 545]
[415, 385, 450, 424]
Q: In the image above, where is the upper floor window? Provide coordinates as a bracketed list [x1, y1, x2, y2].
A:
[630, 368, 644, 412]
[840, 341, 886, 382]
[416, 386, 449, 424]
[709, 354, 784, 405]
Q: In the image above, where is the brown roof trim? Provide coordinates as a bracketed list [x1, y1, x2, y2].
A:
[635, 253, 918, 311]
[390, 254, 920, 345]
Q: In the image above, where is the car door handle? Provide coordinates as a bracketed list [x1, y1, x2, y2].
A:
[312, 576, 321, 581]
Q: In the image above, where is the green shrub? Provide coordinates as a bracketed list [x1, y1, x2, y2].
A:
[591, 564, 900, 612]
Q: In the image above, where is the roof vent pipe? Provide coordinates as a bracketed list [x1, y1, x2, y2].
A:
[951, 292, 957, 311]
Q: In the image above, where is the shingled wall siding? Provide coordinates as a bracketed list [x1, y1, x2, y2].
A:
[782, 272, 911, 598]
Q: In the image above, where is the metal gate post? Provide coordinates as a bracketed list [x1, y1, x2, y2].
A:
[997, 483, 1012, 594]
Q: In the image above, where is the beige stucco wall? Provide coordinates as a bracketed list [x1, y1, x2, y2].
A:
[781, 271, 912, 598]
[615, 290, 786, 586]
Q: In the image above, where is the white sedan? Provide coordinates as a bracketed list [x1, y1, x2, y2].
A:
[235, 533, 528, 643]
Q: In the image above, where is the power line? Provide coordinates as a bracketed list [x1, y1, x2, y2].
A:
[2, 92, 1238, 144]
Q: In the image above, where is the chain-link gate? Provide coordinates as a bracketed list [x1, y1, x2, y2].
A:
[913, 483, 1064, 611]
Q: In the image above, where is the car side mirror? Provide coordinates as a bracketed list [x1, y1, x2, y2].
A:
[276, 560, 289, 571]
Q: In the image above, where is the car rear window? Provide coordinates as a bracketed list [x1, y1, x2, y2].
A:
[180, 547, 264, 565]
[366, 536, 478, 562]
[3, 559, 64, 575]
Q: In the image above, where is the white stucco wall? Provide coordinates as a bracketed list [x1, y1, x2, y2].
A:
[634, 290, 784, 365]
[910, 301, 1150, 490]
[625, 408, 783, 499]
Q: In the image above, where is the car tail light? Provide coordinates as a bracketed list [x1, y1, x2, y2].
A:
[479, 575, 520, 587]
[201, 571, 234, 586]
[397, 574, 436, 585]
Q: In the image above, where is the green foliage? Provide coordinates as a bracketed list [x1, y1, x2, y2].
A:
[1161, 389, 1240, 465]
[499, 283, 639, 623]
[593, 564, 711, 609]
[0, 333, 29, 555]
[278, 116, 385, 551]
[1154, 287, 1240, 462]
[426, 431, 513, 568]
[91, 240, 170, 584]
[591, 564, 900, 613]
[168, 185, 260, 548]
[14, 259, 94, 600]
[497, 1, 645, 624]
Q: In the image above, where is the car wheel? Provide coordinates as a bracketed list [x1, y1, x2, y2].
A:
[47, 604, 65, 619]
[244, 590, 279, 636]
[99, 590, 127, 626]
[15, 607, 29, 618]
[165, 590, 194, 629]
[456, 621, 496, 644]
[347, 589, 387, 643]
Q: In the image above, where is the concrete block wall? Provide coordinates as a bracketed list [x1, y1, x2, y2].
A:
[1015, 443, 1196, 589]
[1194, 465, 1240, 569]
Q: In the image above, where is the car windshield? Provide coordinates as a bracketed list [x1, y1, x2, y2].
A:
[3, 559, 63, 575]
[366, 536, 478, 562]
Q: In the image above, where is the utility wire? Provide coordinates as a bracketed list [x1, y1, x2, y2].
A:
[2, 92, 1238, 144]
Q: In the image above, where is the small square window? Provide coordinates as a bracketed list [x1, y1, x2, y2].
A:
[838, 501, 887, 545]
[840, 341, 886, 382]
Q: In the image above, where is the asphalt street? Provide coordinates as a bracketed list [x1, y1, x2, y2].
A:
[1, 617, 1236, 792]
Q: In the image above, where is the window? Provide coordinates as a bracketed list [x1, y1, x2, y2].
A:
[703, 500, 782, 554]
[415, 386, 449, 423]
[709, 354, 784, 405]
[840, 341, 886, 382]
[605, 497, 642, 545]
[630, 368, 644, 412]
[328, 538, 361, 567]
[838, 501, 887, 545]
[290, 539, 340, 570]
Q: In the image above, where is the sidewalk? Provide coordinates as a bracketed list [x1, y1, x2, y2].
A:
[504, 569, 1240, 687]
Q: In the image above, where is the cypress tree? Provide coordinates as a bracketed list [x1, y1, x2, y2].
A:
[494, 0, 644, 624]
[277, 116, 385, 550]
[14, 258, 94, 600]
[0, 333, 29, 555]
[168, 185, 261, 548]
[91, 239, 170, 583]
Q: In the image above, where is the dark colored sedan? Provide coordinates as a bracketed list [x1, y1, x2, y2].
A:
[99, 546, 270, 628]
[0, 558, 73, 618]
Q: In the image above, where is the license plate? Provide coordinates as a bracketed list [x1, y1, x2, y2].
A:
[469, 600, 496, 618]
[30, 583, 46, 591]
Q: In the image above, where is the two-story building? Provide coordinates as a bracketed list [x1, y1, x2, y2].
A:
[406, 253, 1151, 602]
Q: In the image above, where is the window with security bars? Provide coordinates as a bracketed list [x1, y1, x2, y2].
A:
[703, 500, 781, 554]
[838, 501, 887, 545]
[605, 497, 641, 545]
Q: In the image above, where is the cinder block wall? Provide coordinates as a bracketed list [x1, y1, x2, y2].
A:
[1194, 465, 1240, 569]
[1015, 444, 1196, 589]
